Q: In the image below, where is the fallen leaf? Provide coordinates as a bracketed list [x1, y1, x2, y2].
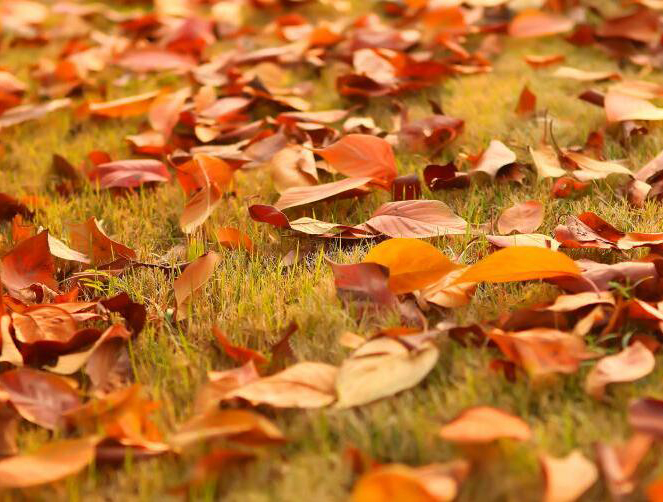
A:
[471, 140, 517, 179]
[274, 176, 372, 210]
[454, 247, 580, 284]
[350, 461, 469, 502]
[508, 10, 574, 38]
[363, 200, 467, 238]
[225, 362, 338, 408]
[497, 201, 544, 235]
[67, 218, 136, 265]
[88, 159, 171, 189]
[439, 406, 532, 443]
[89, 91, 160, 118]
[180, 183, 223, 234]
[530, 146, 566, 179]
[216, 227, 253, 251]
[213, 327, 267, 365]
[363, 238, 457, 294]
[0, 230, 56, 296]
[585, 342, 655, 399]
[606, 91, 663, 122]
[313, 134, 397, 188]
[0, 368, 81, 429]
[169, 408, 284, 449]
[541, 450, 598, 502]
[173, 252, 221, 317]
[0, 436, 98, 489]
[335, 335, 439, 408]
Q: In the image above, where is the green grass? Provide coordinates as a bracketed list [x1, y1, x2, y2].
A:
[3, 1, 663, 501]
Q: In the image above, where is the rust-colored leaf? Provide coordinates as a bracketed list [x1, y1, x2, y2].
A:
[173, 252, 221, 316]
[585, 342, 655, 399]
[313, 134, 397, 188]
[67, 218, 136, 265]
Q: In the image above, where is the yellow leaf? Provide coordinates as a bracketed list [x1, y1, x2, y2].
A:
[454, 247, 580, 284]
[363, 238, 457, 294]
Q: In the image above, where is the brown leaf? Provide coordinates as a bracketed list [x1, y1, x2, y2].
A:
[516, 85, 536, 116]
[364, 200, 467, 238]
[88, 159, 170, 189]
[313, 134, 397, 188]
[274, 176, 372, 210]
[471, 140, 517, 179]
[0, 436, 98, 489]
[180, 183, 223, 234]
[169, 409, 284, 449]
[67, 218, 136, 265]
[194, 362, 260, 414]
[270, 144, 318, 193]
[0, 99, 71, 129]
[0, 368, 81, 429]
[0, 230, 56, 296]
[488, 328, 597, 377]
[329, 261, 397, 307]
[585, 342, 655, 399]
[497, 200, 544, 235]
[530, 146, 566, 179]
[508, 10, 574, 38]
[540, 450, 598, 502]
[88, 91, 160, 118]
[213, 327, 267, 366]
[335, 334, 439, 408]
[439, 406, 532, 443]
[216, 227, 253, 251]
[606, 91, 663, 122]
[423, 163, 470, 191]
[225, 362, 338, 408]
[597, 433, 653, 499]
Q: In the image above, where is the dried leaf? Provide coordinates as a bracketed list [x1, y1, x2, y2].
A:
[335, 335, 439, 408]
[585, 342, 655, 399]
[497, 201, 544, 235]
[541, 450, 598, 502]
[173, 252, 221, 316]
[439, 406, 532, 443]
[225, 362, 337, 408]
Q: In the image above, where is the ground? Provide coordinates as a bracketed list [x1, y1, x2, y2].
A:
[2, 0, 663, 501]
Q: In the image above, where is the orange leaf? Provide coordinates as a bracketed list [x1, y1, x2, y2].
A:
[454, 247, 580, 284]
[313, 134, 397, 188]
[216, 227, 253, 251]
[67, 217, 136, 265]
[173, 252, 221, 316]
[363, 238, 457, 294]
[438, 406, 532, 443]
[0, 436, 98, 489]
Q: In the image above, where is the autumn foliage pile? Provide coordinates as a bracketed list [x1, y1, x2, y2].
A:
[6, 0, 663, 500]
